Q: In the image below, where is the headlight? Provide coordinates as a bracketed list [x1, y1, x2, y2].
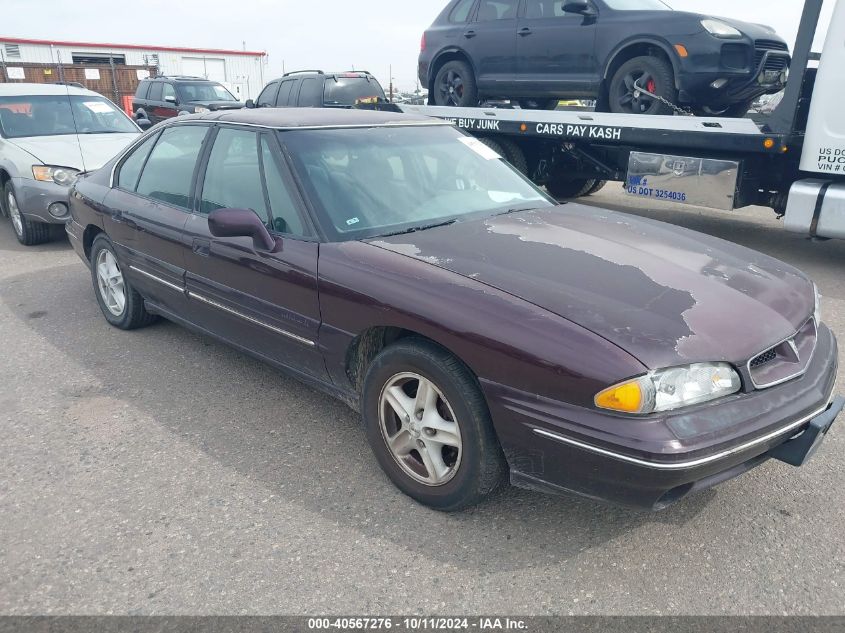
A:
[595, 363, 742, 415]
[193, 106, 210, 114]
[814, 283, 822, 324]
[32, 165, 80, 186]
[701, 19, 743, 39]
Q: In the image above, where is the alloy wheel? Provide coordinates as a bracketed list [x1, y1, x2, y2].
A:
[439, 70, 465, 107]
[379, 372, 463, 486]
[96, 249, 127, 317]
[8, 191, 23, 238]
[616, 71, 657, 114]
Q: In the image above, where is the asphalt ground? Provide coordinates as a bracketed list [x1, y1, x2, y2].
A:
[1, 187, 844, 615]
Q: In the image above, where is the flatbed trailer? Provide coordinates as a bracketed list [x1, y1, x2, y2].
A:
[397, 0, 845, 241]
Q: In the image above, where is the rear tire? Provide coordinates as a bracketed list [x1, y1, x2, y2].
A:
[362, 339, 507, 511]
[495, 138, 529, 175]
[586, 180, 608, 195]
[5, 183, 51, 246]
[608, 55, 677, 116]
[433, 61, 479, 107]
[546, 176, 596, 200]
[90, 234, 158, 330]
[518, 98, 559, 111]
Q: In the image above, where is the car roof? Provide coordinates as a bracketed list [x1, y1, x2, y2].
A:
[0, 83, 104, 98]
[267, 71, 377, 83]
[181, 107, 443, 130]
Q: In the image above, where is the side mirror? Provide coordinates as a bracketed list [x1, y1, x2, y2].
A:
[164, 95, 177, 104]
[136, 118, 153, 131]
[562, 0, 593, 15]
[208, 208, 278, 251]
[245, 99, 256, 109]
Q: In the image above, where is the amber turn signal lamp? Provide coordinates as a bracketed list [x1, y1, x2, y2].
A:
[674, 44, 689, 58]
[595, 381, 644, 414]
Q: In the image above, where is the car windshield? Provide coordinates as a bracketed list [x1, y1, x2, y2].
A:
[0, 95, 138, 139]
[324, 76, 387, 106]
[176, 82, 238, 103]
[281, 125, 555, 241]
[602, 0, 671, 9]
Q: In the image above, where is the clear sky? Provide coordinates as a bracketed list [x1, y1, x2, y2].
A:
[2, 0, 835, 92]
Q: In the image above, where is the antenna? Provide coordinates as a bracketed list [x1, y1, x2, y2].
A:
[62, 79, 89, 174]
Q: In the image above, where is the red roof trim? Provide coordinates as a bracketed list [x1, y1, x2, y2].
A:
[0, 36, 266, 57]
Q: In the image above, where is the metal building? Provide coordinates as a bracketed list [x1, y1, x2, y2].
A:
[0, 37, 267, 100]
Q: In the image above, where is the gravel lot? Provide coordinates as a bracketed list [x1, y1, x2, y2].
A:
[1, 187, 843, 615]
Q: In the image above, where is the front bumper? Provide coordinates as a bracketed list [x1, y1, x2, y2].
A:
[676, 36, 789, 107]
[12, 177, 72, 225]
[485, 324, 840, 510]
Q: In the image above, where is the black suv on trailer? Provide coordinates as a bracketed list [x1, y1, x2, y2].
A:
[419, 0, 790, 116]
[248, 71, 387, 109]
[132, 76, 244, 124]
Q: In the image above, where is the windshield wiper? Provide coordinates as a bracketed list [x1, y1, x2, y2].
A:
[494, 205, 540, 217]
[378, 219, 458, 238]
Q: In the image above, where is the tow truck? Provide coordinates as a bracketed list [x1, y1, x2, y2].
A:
[396, 0, 845, 241]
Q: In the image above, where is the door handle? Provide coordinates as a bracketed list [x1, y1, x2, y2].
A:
[192, 238, 211, 257]
[518, 27, 533, 36]
[464, 29, 477, 38]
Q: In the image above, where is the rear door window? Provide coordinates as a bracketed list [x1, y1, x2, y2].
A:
[276, 80, 295, 106]
[298, 78, 323, 107]
[135, 81, 150, 99]
[136, 125, 209, 209]
[476, 0, 519, 20]
[450, 0, 477, 22]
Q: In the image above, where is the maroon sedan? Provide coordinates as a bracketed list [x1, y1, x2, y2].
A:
[67, 108, 842, 511]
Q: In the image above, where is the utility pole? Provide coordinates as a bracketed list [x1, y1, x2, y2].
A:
[0, 49, 8, 82]
[389, 64, 394, 103]
[109, 51, 119, 104]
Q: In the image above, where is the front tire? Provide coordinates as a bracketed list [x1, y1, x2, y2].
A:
[695, 101, 754, 118]
[433, 61, 479, 107]
[90, 234, 158, 330]
[5, 183, 51, 246]
[608, 55, 677, 115]
[362, 339, 507, 511]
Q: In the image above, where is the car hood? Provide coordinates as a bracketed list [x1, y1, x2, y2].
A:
[632, 10, 787, 43]
[187, 101, 244, 110]
[370, 205, 813, 370]
[9, 133, 139, 172]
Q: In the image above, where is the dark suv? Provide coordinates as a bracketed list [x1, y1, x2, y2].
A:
[419, 0, 790, 116]
[248, 71, 387, 109]
[133, 76, 244, 124]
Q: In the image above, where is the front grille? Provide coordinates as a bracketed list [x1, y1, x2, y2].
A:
[750, 348, 777, 369]
[755, 40, 790, 72]
[747, 318, 817, 389]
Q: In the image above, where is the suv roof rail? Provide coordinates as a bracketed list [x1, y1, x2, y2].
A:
[153, 75, 208, 81]
[283, 70, 325, 77]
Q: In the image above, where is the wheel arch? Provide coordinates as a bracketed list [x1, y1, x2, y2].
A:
[82, 224, 104, 262]
[602, 38, 681, 92]
[345, 325, 478, 394]
[427, 48, 477, 95]
[0, 168, 10, 216]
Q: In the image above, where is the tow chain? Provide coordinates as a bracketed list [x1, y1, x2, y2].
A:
[633, 79, 696, 117]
